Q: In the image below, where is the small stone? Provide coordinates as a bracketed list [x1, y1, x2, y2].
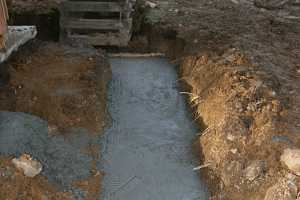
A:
[230, 149, 238, 154]
[145, 1, 157, 8]
[227, 133, 235, 141]
[244, 160, 265, 181]
[12, 154, 42, 178]
[281, 148, 300, 176]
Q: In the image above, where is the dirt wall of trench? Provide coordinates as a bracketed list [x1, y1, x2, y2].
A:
[180, 51, 300, 199]
[133, 1, 300, 197]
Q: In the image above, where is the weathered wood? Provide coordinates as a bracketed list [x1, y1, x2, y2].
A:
[62, 19, 122, 30]
[60, 0, 134, 46]
[68, 34, 126, 46]
[62, 1, 121, 12]
[0, 0, 8, 49]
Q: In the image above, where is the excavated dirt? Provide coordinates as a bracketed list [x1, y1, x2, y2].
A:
[135, 0, 300, 199]
[3, 0, 300, 199]
[0, 41, 110, 133]
[0, 41, 110, 199]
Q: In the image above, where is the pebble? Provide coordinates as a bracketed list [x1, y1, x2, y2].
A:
[12, 154, 42, 178]
[244, 160, 265, 181]
[281, 148, 300, 176]
[145, 1, 157, 8]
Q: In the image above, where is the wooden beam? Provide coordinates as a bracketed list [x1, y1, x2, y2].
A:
[62, 19, 122, 30]
[68, 33, 129, 46]
[62, 1, 121, 12]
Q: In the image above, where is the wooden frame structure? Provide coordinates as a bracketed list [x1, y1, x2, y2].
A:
[0, 0, 8, 50]
[60, 0, 133, 46]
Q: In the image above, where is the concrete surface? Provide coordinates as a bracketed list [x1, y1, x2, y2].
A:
[99, 58, 209, 200]
[0, 112, 94, 191]
[0, 26, 37, 63]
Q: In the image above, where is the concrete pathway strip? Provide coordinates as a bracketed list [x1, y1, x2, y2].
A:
[99, 58, 209, 200]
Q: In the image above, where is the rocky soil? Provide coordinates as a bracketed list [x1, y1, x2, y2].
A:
[2, 0, 300, 199]
[0, 41, 110, 133]
[134, 0, 300, 199]
[0, 41, 110, 199]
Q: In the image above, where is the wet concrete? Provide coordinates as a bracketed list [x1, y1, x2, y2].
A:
[99, 58, 209, 200]
[0, 112, 95, 198]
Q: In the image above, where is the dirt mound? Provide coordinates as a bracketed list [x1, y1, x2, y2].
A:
[136, 0, 300, 199]
[180, 50, 300, 199]
[8, 0, 62, 13]
[0, 41, 110, 134]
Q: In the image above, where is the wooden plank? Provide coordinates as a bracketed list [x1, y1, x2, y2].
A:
[0, 0, 8, 49]
[68, 33, 130, 46]
[62, 19, 122, 30]
[62, 1, 121, 12]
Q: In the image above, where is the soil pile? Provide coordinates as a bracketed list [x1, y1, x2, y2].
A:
[0, 41, 110, 133]
[137, 0, 300, 199]
[0, 42, 109, 199]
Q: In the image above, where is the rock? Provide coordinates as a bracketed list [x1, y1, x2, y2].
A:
[145, 1, 157, 8]
[264, 178, 297, 200]
[245, 160, 265, 181]
[12, 154, 42, 178]
[281, 148, 300, 176]
[230, 148, 238, 154]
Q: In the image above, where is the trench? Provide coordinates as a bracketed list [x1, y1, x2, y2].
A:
[99, 57, 208, 200]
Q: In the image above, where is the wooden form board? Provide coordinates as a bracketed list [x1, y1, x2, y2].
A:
[0, 0, 8, 49]
[60, 0, 133, 47]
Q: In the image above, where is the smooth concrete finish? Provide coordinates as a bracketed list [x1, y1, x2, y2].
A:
[99, 58, 208, 200]
[0, 26, 37, 63]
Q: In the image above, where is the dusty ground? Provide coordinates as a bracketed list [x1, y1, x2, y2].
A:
[136, 0, 300, 199]
[3, 0, 300, 199]
[0, 41, 110, 199]
[0, 41, 110, 133]
[7, 0, 62, 14]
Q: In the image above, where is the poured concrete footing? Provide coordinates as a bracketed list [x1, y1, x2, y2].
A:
[0, 26, 37, 63]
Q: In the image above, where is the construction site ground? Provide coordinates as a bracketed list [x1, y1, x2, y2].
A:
[0, 0, 300, 200]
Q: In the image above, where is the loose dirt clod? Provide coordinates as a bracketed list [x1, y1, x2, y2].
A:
[281, 149, 300, 176]
[12, 154, 42, 177]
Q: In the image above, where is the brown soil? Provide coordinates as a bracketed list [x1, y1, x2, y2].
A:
[7, 0, 62, 14]
[0, 41, 110, 134]
[73, 144, 103, 200]
[0, 41, 110, 199]
[4, 0, 300, 199]
[134, 0, 300, 199]
[0, 156, 72, 200]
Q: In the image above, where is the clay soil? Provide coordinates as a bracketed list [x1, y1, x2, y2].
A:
[0, 41, 110, 134]
[0, 41, 110, 199]
[2, 0, 300, 199]
[134, 0, 300, 199]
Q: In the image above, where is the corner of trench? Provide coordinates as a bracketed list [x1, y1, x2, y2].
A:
[130, 4, 300, 199]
